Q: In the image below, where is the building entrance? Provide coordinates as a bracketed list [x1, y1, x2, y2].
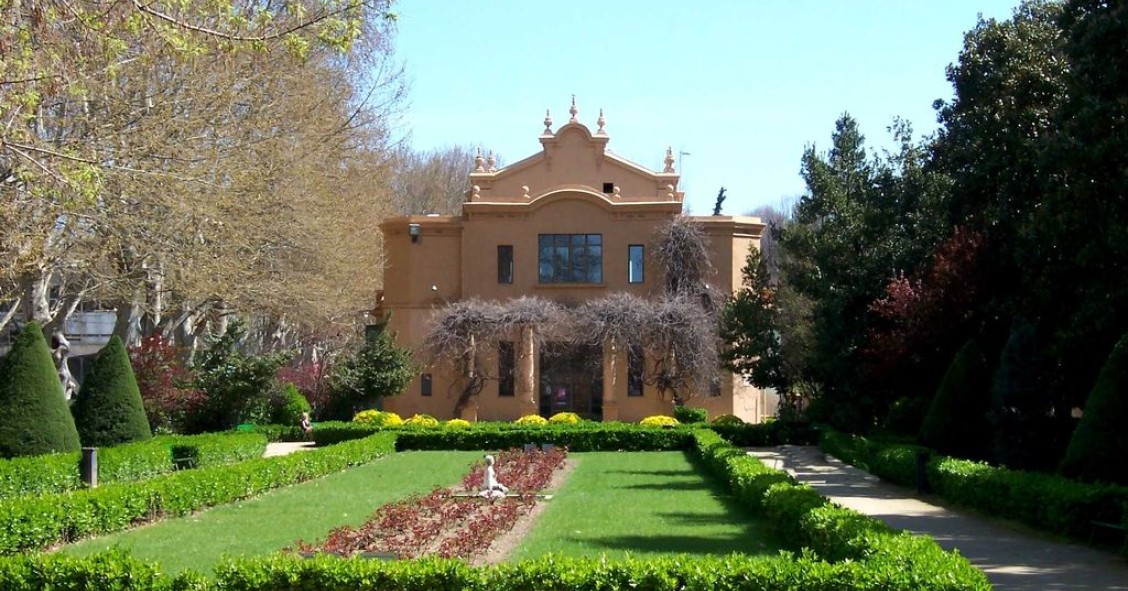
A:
[539, 343, 602, 420]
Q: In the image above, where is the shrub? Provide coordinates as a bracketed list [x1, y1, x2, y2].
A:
[444, 419, 471, 428]
[673, 405, 707, 424]
[270, 384, 311, 427]
[548, 412, 581, 424]
[881, 396, 929, 438]
[0, 322, 80, 457]
[0, 439, 173, 499]
[71, 336, 153, 447]
[640, 415, 679, 427]
[129, 335, 203, 434]
[352, 410, 402, 427]
[157, 432, 268, 468]
[190, 321, 290, 432]
[990, 322, 1058, 470]
[403, 414, 439, 427]
[1061, 332, 1128, 485]
[711, 413, 744, 426]
[328, 330, 415, 415]
[919, 338, 992, 459]
[514, 415, 547, 426]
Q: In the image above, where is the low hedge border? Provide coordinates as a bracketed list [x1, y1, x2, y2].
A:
[692, 430, 990, 590]
[0, 433, 270, 500]
[245, 424, 307, 442]
[820, 430, 1128, 547]
[312, 420, 818, 450]
[0, 432, 396, 555]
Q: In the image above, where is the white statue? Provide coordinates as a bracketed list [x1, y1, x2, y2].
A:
[479, 454, 509, 498]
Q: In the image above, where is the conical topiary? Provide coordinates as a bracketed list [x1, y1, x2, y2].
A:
[919, 338, 993, 459]
[71, 336, 152, 447]
[1060, 333, 1128, 485]
[0, 322, 81, 457]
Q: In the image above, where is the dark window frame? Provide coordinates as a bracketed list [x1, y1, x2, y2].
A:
[497, 245, 514, 284]
[627, 345, 644, 397]
[421, 373, 433, 397]
[628, 244, 645, 284]
[537, 234, 603, 284]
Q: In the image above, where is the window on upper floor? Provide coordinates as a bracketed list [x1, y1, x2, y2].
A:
[498, 245, 513, 284]
[538, 234, 602, 283]
[628, 244, 644, 284]
[421, 373, 433, 397]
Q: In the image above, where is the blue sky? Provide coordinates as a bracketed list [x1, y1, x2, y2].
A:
[392, 1, 1022, 216]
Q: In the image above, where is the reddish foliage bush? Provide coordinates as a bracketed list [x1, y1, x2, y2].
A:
[128, 335, 205, 433]
[276, 362, 333, 419]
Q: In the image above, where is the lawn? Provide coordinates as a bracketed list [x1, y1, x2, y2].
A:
[508, 450, 781, 560]
[62, 450, 482, 574]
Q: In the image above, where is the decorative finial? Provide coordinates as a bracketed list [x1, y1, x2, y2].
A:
[663, 147, 675, 173]
[543, 109, 553, 135]
[486, 151, 496, 172]
[666, 183, 675, 199]
[521, 185, 531, 199]
[596, 108, 606, 134]
[474, 148, 485, 172]
[612, 185, 621, 199]
[471, 185, 481, 200]
[569, 95, 578, 122]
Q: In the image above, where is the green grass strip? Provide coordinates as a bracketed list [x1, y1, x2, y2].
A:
[510, 451, 781, 560]
[62, 451, 482, 575]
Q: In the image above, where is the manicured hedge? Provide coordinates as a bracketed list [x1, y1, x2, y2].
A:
[0, 432, 396, 554]
[692, 430, 990, 590]
[312, 419, 817, 450]
[0, 548, 987, 591]
[247, 423, 308, 442]
[821, 430, 1128, 547]
[155, 432, 268, 468]
[0, 432, 268, 499]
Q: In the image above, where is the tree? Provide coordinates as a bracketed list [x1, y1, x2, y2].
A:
[919, 338, 993, 459]
[330, 329, 416, 417]
[989, 322, 1059, 470]
[721, 248, 784, 391]
[389, 145, 480, 215]
[190, 320, 290, 431]
[129, 335, 205, 434]
[0, 322, 80, 457]
[71, 336, 152, 446]
[1059, 333, 1128, 485]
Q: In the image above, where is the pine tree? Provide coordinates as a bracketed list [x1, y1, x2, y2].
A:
[71, 336, 152, 446]
[0, 322, 81, 457]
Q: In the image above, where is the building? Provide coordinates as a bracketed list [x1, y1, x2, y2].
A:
[378, 102, 776, 423]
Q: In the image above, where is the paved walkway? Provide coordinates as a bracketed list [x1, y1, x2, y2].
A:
[748, 445, 1128, 591]
[262, 441, 317, 458]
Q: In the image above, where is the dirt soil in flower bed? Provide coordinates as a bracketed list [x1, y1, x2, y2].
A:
[291, 448, 570, 563]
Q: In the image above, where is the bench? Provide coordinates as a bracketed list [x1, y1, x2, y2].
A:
[1088, 520, 1127, 552]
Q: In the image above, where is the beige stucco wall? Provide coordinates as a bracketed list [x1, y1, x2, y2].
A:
[379, 114, 772, 423]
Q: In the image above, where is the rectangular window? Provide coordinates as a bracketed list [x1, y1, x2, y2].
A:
[627, 345, 644, 397]
[628, 244, 644, 283]
[498, 341, 515, 397]
[497, 245, 513, 284]
[538, 234, 602, 283]
[421, 373, 432, 397]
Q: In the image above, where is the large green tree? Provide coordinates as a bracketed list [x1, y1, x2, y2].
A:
[1060, 333, 1128, 485]
[71, 336, 152, 446]
[0, 322, 81, 457]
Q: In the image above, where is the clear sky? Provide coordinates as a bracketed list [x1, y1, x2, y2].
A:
[391, 1, 1022, 216]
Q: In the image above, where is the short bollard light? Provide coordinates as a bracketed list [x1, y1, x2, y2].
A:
[80, 447, 98, 488]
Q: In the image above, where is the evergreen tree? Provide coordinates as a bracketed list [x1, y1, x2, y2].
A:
[919, 338, 993, 459]
[329, 329, 415, 416]
[1060, 333, 1128, 485]
[989, 322, 1058, 470]
[71, 336, 152, 446]
[0, 322, 81, 457]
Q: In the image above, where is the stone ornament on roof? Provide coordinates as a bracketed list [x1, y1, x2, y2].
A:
[663, 146, 676, 173]
[542, 109, 553, 136]
[596, 108, 606, 135]
[474, 148, 485, 172]
[569, 95, 578, 122]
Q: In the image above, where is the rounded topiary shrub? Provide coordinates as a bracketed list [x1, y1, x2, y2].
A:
[515, 415, 547, 426]
[548, 412, 581, 424]
[404, 413, 440, 427]
[711, 413, 745, 426]
[1060, 333, 1128, 485]
[71, 336, 153, 447]
[919, 338, 993, 459]
[0, 322, 81, 457]
[640, 415, 680, 427]
[673, 405, 707, 424]
[352, 410, 403, 427]
[445, 418, 471, 428]
[270, 383, 311, 427]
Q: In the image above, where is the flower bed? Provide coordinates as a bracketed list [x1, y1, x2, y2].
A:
[293, 448, 565, 560]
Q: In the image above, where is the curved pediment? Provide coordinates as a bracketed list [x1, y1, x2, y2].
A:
[527, 187, 617, 213]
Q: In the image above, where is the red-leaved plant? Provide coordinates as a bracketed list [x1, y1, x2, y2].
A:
[129, 335, 205, 433]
